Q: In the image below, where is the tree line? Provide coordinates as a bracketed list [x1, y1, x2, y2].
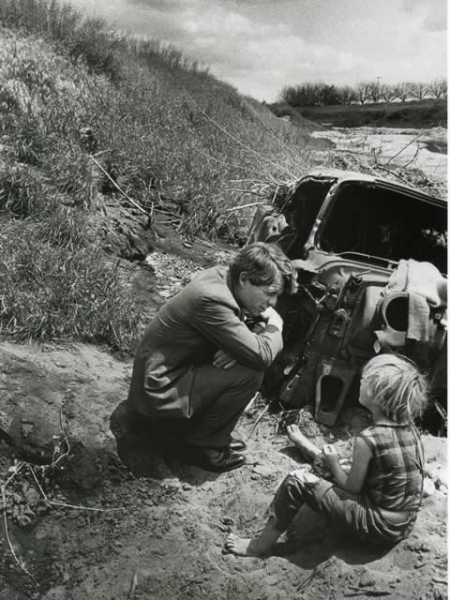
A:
[280, 79, 447, 106]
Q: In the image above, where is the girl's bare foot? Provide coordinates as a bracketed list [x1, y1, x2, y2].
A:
[224, 533, 270, 558]
[286, 424, 320, 460]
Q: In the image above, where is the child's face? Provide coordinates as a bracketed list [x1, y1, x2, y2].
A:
[358, 376, 375, 411]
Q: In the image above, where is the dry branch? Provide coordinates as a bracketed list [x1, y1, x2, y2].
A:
[183, 91, 299, 179]
[248, 403, 270, 439]
[0, 409, 125, 577]
[225, 202, 266, 213]
[89, 155, 149, 217]
[384, 134, 422, 166]
[1, 462, 31, 577]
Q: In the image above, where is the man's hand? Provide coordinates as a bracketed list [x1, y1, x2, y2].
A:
[285, 269, 299, 295]
[251, 321, 267, 334]
[260, 307, 283, 332]
[213, 349, 237, 370]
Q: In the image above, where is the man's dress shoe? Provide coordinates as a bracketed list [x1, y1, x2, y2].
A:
[188, 446, 246, 472]
[229, 437, 247, 452]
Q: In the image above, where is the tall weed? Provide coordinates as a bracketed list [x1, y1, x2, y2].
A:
[0, 224, 139, 352]
[0, 163, 44, 216]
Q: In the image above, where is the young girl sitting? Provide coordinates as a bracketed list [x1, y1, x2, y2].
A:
[225, 354, 428, 557]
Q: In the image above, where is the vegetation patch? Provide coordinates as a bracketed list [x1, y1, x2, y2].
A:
[0, 220, 139, 351]
[274, 99, 447, 129]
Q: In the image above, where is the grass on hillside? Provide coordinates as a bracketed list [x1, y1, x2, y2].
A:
[0, 1, 312, 352]
[0, 223, 139, 350]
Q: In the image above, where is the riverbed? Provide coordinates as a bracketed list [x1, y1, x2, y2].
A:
[310, 126, 447, 183]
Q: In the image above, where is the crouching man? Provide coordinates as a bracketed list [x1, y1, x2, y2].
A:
[111, 242, 297, 473]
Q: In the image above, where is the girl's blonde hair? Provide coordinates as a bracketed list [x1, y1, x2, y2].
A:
[362, 353, 429, 424]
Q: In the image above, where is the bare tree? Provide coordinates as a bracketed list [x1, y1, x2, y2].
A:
[393, 82, 412, 102]
[355, 81, 370, 105]
[427, 78, 447, 100]
[279, 78, 446, 109]
[410, 82, 428, 101]
[379, 84, 396, 103]
[280, 85, 298, 105]
[338, 85, 357, 105]
[318, 84, 342, 106]
[280, 83, 326, 106]
[367, 81, 382, 104]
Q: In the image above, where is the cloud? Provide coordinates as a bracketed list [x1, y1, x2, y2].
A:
[65, 0, 447, 102]
[423, 7, 447, 32]
[206, 29, 369, 100]
[149, 6, 367, 99]
[402, 0, 421, 11]
[402, 0, 447, 32]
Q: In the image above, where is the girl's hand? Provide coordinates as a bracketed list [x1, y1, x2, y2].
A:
[286, 423, 300, 440]
[321, 445, 339, 470]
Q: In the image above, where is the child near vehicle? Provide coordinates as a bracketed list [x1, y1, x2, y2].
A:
[225, 354, 428, 557]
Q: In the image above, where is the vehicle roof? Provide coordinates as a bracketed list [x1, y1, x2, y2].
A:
[304, 169, 447, 206]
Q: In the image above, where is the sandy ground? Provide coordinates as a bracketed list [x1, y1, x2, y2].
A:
[0, 230, 447, 600]
[310, 126, 448, 182]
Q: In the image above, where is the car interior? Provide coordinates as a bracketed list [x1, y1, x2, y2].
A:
[318, 182, 447, 274]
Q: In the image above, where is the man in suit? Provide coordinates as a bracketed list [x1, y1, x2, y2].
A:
[111, 242, 297, 472]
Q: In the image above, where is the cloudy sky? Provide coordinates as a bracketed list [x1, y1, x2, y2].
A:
[67, 0, 447, 102]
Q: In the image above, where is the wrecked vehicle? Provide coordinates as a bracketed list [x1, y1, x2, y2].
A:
[248, 170, 447, 429]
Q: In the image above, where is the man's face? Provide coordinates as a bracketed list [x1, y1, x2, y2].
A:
[236, 272, 284, 316]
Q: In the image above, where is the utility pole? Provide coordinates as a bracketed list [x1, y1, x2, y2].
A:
[376, 76, 382, 102]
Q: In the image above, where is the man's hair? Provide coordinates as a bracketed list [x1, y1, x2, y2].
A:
[362, 354, 429, 424]
[229, 242, 297, 294]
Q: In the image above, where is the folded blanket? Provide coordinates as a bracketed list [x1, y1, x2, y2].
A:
[385, 259, 445, 308]
[375, 259, 447, 348]
[408, 292, 431, 342]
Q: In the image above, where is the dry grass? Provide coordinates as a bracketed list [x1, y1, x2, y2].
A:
[0, 220, 139, 352]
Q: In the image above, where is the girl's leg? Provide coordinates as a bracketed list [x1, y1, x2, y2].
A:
[224, 470, 316, 557]
[225, 515, 284, 557]
[225, 467, 401, 556]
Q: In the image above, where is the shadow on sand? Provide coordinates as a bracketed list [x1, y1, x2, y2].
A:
[113, 433, 222, 486]
[109, 399, 225, 485]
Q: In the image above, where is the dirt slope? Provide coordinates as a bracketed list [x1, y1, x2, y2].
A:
[0, 236, 447, 600]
